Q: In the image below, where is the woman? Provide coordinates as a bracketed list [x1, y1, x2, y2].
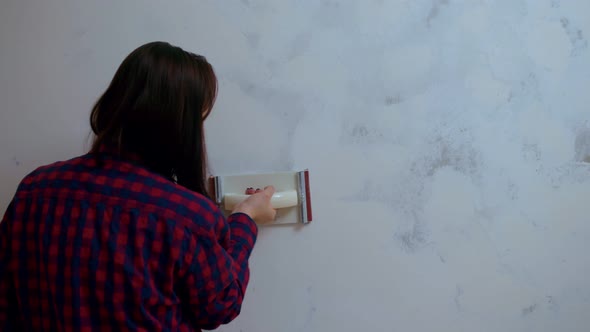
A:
[0, 41, 276, 331]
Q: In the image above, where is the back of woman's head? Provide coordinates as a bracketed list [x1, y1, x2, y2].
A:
[90, 41, 217, 196]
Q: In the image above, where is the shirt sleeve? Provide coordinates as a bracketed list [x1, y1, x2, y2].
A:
[223, 213, 258, 284]
[180, 211, 258, 330]
[0, 200, 20, 331]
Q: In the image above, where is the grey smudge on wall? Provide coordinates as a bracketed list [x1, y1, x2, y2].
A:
[244, 32, 260, 49]
[340, 122, 399, 145]
[521, 303, 537, 316]
[342, 178, 432, 255]
[506, 179, 519, 201]
[551, 0, 560, 8]
[507, 91, 514, 102]
[515, 73, 542, 101]
[560, 17, 588, 56]
[287, 32, 312, 61]
[345, 180, 380, 203]
[313, 0, 353, 29]
[12, 157, 21, 166]
[238, 0, 273, 13]
[475, 206, 498, 224]
[501, 73, 541, 105]
[71, 28, 88, 40]
[343, 177, 434, 255]
[351, 124, 370, 139]
[342, 180, 399, 209]
[233, 76, 312, 169]
[426, 0, 449, 27]
[411, 133, 480, 178]
[574, 128, 590, 163]
[522, 143, 541, 162]
[548, 162, 590, 189]
[234, 77, 308, 129]
[343, 177, 427, 217]
[321, 0, 340, 7]
[395, 213, 428, 253]
[385, 95, 402, 106]
[545, 296, 560, 313]
[454, 285, 463, 311]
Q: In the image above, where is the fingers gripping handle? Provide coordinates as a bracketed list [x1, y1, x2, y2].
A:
[224, 190, 299, 211]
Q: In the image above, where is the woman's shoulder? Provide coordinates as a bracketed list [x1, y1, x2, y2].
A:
[161, 180, 227, 234]
[15, 153, 93, 191]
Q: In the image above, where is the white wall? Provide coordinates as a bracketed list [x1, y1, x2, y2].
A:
[1, 1, 590, 331]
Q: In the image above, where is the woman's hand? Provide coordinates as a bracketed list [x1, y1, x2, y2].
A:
[232, 186, 277, 223]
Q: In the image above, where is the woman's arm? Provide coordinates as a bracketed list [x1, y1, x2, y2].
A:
[0, 200, 20, 331]
[179, 211, 258, 330]
[179, 187, 275, 330]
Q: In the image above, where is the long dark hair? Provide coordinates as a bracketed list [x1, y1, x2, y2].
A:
[90, 41, 217, 197]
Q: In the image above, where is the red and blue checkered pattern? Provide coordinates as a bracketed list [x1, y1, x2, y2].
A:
[0, 148, 258, 331]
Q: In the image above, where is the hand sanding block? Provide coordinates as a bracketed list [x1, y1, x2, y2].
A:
[209, 170, 312, 225]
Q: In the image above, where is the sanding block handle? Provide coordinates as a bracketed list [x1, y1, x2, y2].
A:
[223, 190, 299, 211]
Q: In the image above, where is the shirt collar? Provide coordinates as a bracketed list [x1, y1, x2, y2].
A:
[96, 144, 144, 163]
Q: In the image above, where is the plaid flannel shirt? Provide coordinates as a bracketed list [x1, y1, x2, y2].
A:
[0, 147, 257, 331]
